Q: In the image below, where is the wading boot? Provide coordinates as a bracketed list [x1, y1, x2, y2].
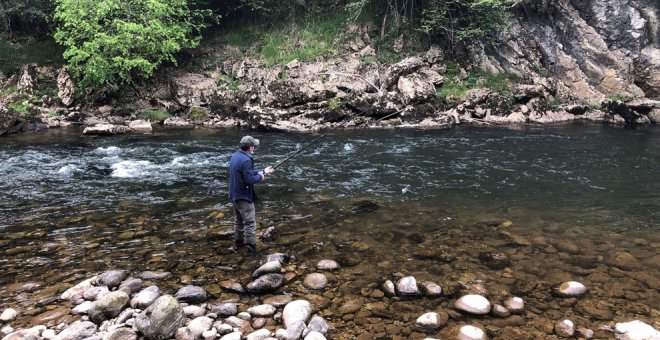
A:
[228, 241, 244, 253]
[245, 244, 256, 255]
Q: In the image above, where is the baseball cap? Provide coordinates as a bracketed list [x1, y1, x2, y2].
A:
[240, 135, 260, 147]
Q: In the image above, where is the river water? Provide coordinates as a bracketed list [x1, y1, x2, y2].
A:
[0, 124, 658, 336]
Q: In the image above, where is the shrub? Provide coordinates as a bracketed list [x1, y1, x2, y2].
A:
[138, 109, 170, 122]
[53, 0, 218, 87]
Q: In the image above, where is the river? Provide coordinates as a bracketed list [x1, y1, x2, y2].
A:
[0, 123, 658, 337]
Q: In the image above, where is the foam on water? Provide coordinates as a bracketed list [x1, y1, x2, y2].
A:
[110, 160, 157, 178]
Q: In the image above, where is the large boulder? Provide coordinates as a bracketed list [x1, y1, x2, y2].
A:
[135, 295, 185, 340]
[57, 68, 75, 106]
[171, 73, 217, 107]
[397, 73, 436, 104]
[83, 124, 130, 135]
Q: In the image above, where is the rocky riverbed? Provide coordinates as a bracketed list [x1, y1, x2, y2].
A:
[1, 211, 659, 340]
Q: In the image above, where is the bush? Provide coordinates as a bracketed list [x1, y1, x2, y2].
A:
[437, 63, 519, 105]
[53, 0, 218, 87]
[138, 109, 170, 122]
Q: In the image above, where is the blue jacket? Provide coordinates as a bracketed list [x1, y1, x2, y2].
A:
[229, 149, 263, 202]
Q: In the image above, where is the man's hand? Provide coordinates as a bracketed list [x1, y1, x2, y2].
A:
[264, 166, 274, 175]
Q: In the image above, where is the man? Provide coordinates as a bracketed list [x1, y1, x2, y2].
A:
[228, 135, 274, 253]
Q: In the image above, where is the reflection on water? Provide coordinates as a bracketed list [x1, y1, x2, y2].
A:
[0, 124, 658, 336]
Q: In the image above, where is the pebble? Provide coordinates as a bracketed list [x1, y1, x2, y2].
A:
[72, 301, 93, 315]
[503, 296, 524, 314]
[382, 280, 396, 297]
[303, 273, 328, 290]
[188, 316, 213, 339]
[304, 331, 327, 340]
[183, 305, 206, 318]
[396, 276, 420, 296]
[554, 319, 575, 338]
[555, 281, 588, 297]
[202, 328, 218, 340]
[282, 300, 312, 328]
[1, 308, 18, 322]
[219, 331, 242, 340]
[245, 329, 270, 340]
[252, 261, 282, 278]
[247, 304, 276, 317]
[455, 295, 491, 315]
[614, 320, 660, 340]
[316, 260, 340, 271]
[458, 325, 487, 340]
[247, 274, 284, 293]
[418, 281, 442, 297]
[415, 312, 443, 331]
[490, 304, 510, 318]
[237, 311, 251, 321]
[212, 303, 238, 317]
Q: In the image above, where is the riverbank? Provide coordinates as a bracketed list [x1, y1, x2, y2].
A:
[1, 210, 658, 340]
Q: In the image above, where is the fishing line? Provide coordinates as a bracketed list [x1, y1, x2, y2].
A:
[271, 109, 404, 170]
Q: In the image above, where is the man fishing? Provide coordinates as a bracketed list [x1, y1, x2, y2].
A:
[228, 136, 274, 254]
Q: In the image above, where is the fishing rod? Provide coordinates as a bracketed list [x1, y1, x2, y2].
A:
[271, 109, 404, 170]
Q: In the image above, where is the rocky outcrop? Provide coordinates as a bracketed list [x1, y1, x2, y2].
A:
[57, 68, 75, 107]
[477, 0, 659, 102]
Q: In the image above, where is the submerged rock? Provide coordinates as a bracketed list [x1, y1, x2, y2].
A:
[458, 325, 488, 340]
[553, 281, 588, 297]
[396, 276, 420, 296]
[614, 320, 660, 340]
[415, 312, 447, 331]
[455, 295, 491, 315]
[316, 260, 340, 271]
[303, 273, 328, 290]
[247, 274, 284, 293]
[478, 251, 511, 269]
[554, 319, 575, 338]
[252, 260, 282, 278]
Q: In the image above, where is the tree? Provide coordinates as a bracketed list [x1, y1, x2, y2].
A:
[420, 0, 512, 53]
[53, 0, 217, 88]
[0, 0, 53, 38]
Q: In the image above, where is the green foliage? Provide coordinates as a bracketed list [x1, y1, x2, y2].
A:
[138, 108, 170, 122]
[611, 94, 632, 103]
[420, 0, 512, 53]
[8, 99, 29, 116]
[186, 106, 209, 120]
[0, 39, 64, 76]
[53, 0, 218, 88]
[328, 97, 342, 109]
[438, 63, 518, 105]
[217, 74, 241, 91]
[0, 85, 18, 97]
[546, 97, 565, 106]
[257, 12, 346, 66]
[0, 0, 53, 38]
[588, 102, 602, 110]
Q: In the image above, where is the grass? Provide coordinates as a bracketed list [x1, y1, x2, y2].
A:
[138, 109, 170, 122]
[437, 63, 519, 105]
[8, 100, 30, 116]
[611, 94, 632, 103]
[0, 38, 64, 77]
[220, 12, 347, 67]
[217, 74, 241, 91]
[0, 85, 18, 97]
